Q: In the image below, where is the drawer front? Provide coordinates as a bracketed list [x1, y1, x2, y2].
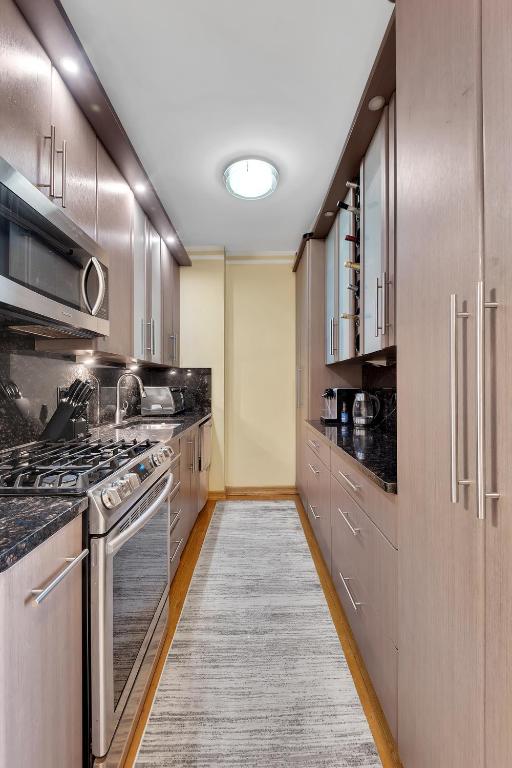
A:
[331, 475, 397, 648]
[332, 563, 398, 739]
[330, 445, 397, 546]
[305, 427, 331, 469]
[169, 503, 186, 582]
[305, 446, 331, 571]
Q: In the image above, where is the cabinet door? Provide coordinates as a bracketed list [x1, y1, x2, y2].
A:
[361, 108, 389, 354]
[0, 0, 52, 188]
[396, 0, 484, 766]
[145, 222, 162, 364]
[161, 239, 179, 366]
[133, 200, 147, 360]
[171, 255, 180, 366]
[51, 67, 97, 238]
[0, 516, 83, 767]
[96, 142, 134, 357]
[482, 1, 512, 764]
[387, 93, 396, 347]
[337, 199, 356, 360]
[325, 223, 337, 364]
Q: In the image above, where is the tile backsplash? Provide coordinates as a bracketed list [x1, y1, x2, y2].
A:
[0, 343, 211, 450]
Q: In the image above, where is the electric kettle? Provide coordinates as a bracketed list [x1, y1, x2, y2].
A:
[352, 392, 380, 427]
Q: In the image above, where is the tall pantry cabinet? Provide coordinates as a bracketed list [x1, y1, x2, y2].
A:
[397, 0, 512, 766]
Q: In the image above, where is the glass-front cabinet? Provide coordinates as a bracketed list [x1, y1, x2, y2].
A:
[325, 223, 337, 364]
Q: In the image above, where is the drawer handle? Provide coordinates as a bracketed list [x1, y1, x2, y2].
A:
[308, 463, 320, 476]
[32, 548, 89, 605]
[339, 573, 362, 612]
[338, 470, 360, 493]
[170, 508, 182, 534]
[309, 503, 320, 520]
[308, 439, 320, 450]
[170, 537, 184, 562]
[338, 507, 360, 536]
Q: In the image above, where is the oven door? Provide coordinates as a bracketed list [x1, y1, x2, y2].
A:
[91, 473, 172, 759]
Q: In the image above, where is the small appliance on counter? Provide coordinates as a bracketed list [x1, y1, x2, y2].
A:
[141, 386, 186, 416]
[352, 391, 380, 427]
[321, 388, 353, 424]
[39, 378, 94, 441]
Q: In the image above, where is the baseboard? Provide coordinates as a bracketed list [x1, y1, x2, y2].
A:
[208, 491, 227, 501]
[225, 486, 298, 498]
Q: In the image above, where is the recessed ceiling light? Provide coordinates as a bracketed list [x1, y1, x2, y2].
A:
[368, 95, 386, 111]
[61, 57, 79, 75]
[324, 211, 335, 218]
[134, 183, 146, 194]
[224, 158, 279, 200]
[166, 235, 176, 244]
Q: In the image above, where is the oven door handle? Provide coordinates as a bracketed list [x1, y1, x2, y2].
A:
[106, 472, 173, 556]
[82, 257, 106, 317]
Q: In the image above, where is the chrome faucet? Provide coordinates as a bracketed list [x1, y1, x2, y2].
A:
[115, 373, 146, 425]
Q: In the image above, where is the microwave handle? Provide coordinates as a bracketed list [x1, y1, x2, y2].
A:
[106, 472, 173, 556]
[82, 257, 106, 317]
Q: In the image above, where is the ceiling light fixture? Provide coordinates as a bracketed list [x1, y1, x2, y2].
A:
[368, 95, 386, 111]
[224, 158, 279, 200]
[166, 235, 176, 244]
[61, 57, 79, 75]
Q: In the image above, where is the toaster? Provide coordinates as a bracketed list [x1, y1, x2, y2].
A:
[140, 387, 186, 416]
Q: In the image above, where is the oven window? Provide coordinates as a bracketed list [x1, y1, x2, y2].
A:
[112, 501, 169, 709]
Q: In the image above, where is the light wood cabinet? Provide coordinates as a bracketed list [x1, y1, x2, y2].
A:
[325, 198, 357, 365]
[96, 141, 134, 358]
[396, 0, 484, 765]
[0, 515, 84, 767]
[305, 445, 331, 571]
[146, 220, 162, 364]
[50, 67, 97, 239]
[161, 239, 180, 366]
[0, 0, 52, 189]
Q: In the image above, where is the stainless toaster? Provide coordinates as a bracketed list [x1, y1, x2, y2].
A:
[140, 387, 185, 416]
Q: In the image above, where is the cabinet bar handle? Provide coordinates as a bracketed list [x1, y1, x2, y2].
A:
[329, 317, 335, 356]
[38, 124, 56, 196]
[140, 318, 145, 356]
[449, 294, 471, 502]
[381, 270, 387, 336]
[309, 503, 320, 520]
[32, 548, 88, 605]
[55, 139, 67, 207]
[151, 318, 156, 355]
[170, 538, 184, 562]
[338, 507, 360, 536]
[308, 463, 319, 476]
[307, 439, 320, 450]
[375, 276, 382, 337]
[475, 282, 499, 519]
[339, 573, 361, 612]
[337, 469, 360, 493]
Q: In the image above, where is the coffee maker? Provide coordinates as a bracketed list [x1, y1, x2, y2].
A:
[321, 388, 353, 424]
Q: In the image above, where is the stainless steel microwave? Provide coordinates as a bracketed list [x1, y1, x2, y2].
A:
[0, 156, 109, 338]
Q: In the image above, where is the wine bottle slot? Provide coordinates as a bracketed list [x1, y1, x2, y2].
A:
[344, 261, 360, 271]
[337, 200, 360, 215]
[346, 181, 359, 189]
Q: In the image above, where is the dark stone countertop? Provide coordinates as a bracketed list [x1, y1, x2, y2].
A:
[307, 420, 397, 494]
[0, 496, 87, 574]
[0, 409, 211, 573]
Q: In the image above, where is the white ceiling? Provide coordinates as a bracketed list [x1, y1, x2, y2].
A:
[61, 0, 393, 254]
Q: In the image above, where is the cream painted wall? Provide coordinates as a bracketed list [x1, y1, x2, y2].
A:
[225, 258, 296, 488]
[180, 251, 225, 492]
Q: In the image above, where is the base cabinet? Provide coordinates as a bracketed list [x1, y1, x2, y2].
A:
[0, 515, 84, 767]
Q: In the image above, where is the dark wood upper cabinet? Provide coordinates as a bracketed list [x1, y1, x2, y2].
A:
[96, 141, 134, 358]
[0, 0, 52, 188]
[50, 67, 97, 239]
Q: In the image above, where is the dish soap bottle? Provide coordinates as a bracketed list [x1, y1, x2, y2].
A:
[341, 401, 349, 425]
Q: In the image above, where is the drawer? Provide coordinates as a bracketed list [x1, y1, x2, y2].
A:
[305, 446, 331, 571]
[331, 475, 397, 649]
[169, 508, 186, 582]
[330, 445, 397, 546]
[305, 427, 331, 469]
[332, 565, 398, 739]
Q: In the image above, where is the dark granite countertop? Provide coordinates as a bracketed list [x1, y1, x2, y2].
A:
[0, 496, 87, 574]
[307, 420, 397, 494]
[0, 409, 211, 573]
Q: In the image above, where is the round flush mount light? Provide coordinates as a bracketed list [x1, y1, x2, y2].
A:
[368, 95, 386, 112]
[224, 158, 279, 200]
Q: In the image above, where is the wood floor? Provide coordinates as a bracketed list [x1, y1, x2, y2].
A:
[123, 494, 401, 768]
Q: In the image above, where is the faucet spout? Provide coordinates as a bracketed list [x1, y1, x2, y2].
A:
[114, 373, 146, 425]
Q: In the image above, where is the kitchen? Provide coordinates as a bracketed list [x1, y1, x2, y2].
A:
[0, 1, 511, 767]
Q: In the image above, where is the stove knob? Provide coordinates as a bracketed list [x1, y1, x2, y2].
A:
[101, 485, 122, 509]
[151, 451, 163, 466]
[126, 472, 140, 491]
[161, 446, 172, 459]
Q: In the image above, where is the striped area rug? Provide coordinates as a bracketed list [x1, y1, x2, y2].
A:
[135, 500, 381, 767]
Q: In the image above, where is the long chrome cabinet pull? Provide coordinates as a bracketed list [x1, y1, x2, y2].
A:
[475, 281, 499, 519]
[32, 548, 89, 605]
[38, 124, 56, 196]
[337, 469, 360, 493]
[55, 139, 67, 207]
[375, 277, 381, 337]
[307, 439, 320, 450]
[338, 507, 360, 536]
[449, 294, 471, 503]
[329, 317, 335, 356]
[339, 573, 361, 612]
[308, 463, 319, 476]
[381, 271, 388, 336]
[140, 318, 145, 357]
[309, 503, 320, 520]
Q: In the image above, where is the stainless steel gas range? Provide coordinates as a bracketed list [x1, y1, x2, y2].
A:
[0, 434, 180, 767]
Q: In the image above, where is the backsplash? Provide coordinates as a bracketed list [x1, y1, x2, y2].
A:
[0, 340, 211, 450]
[323, 361, 396, 434]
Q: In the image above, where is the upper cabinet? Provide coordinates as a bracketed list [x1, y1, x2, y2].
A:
[325, 224, 337, 364]
[146, 220, 162, 364]
[0, 0, 52, 188]
[361, 107, 390, 354]
[161, 240, 180, 367]
[50, 68, 97, 239]
[96, 141, 134, 358]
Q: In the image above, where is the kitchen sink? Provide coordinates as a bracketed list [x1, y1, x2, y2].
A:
[113, 420, 182, 431]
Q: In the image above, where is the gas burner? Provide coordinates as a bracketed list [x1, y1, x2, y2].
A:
[0, 436, 158, 496]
